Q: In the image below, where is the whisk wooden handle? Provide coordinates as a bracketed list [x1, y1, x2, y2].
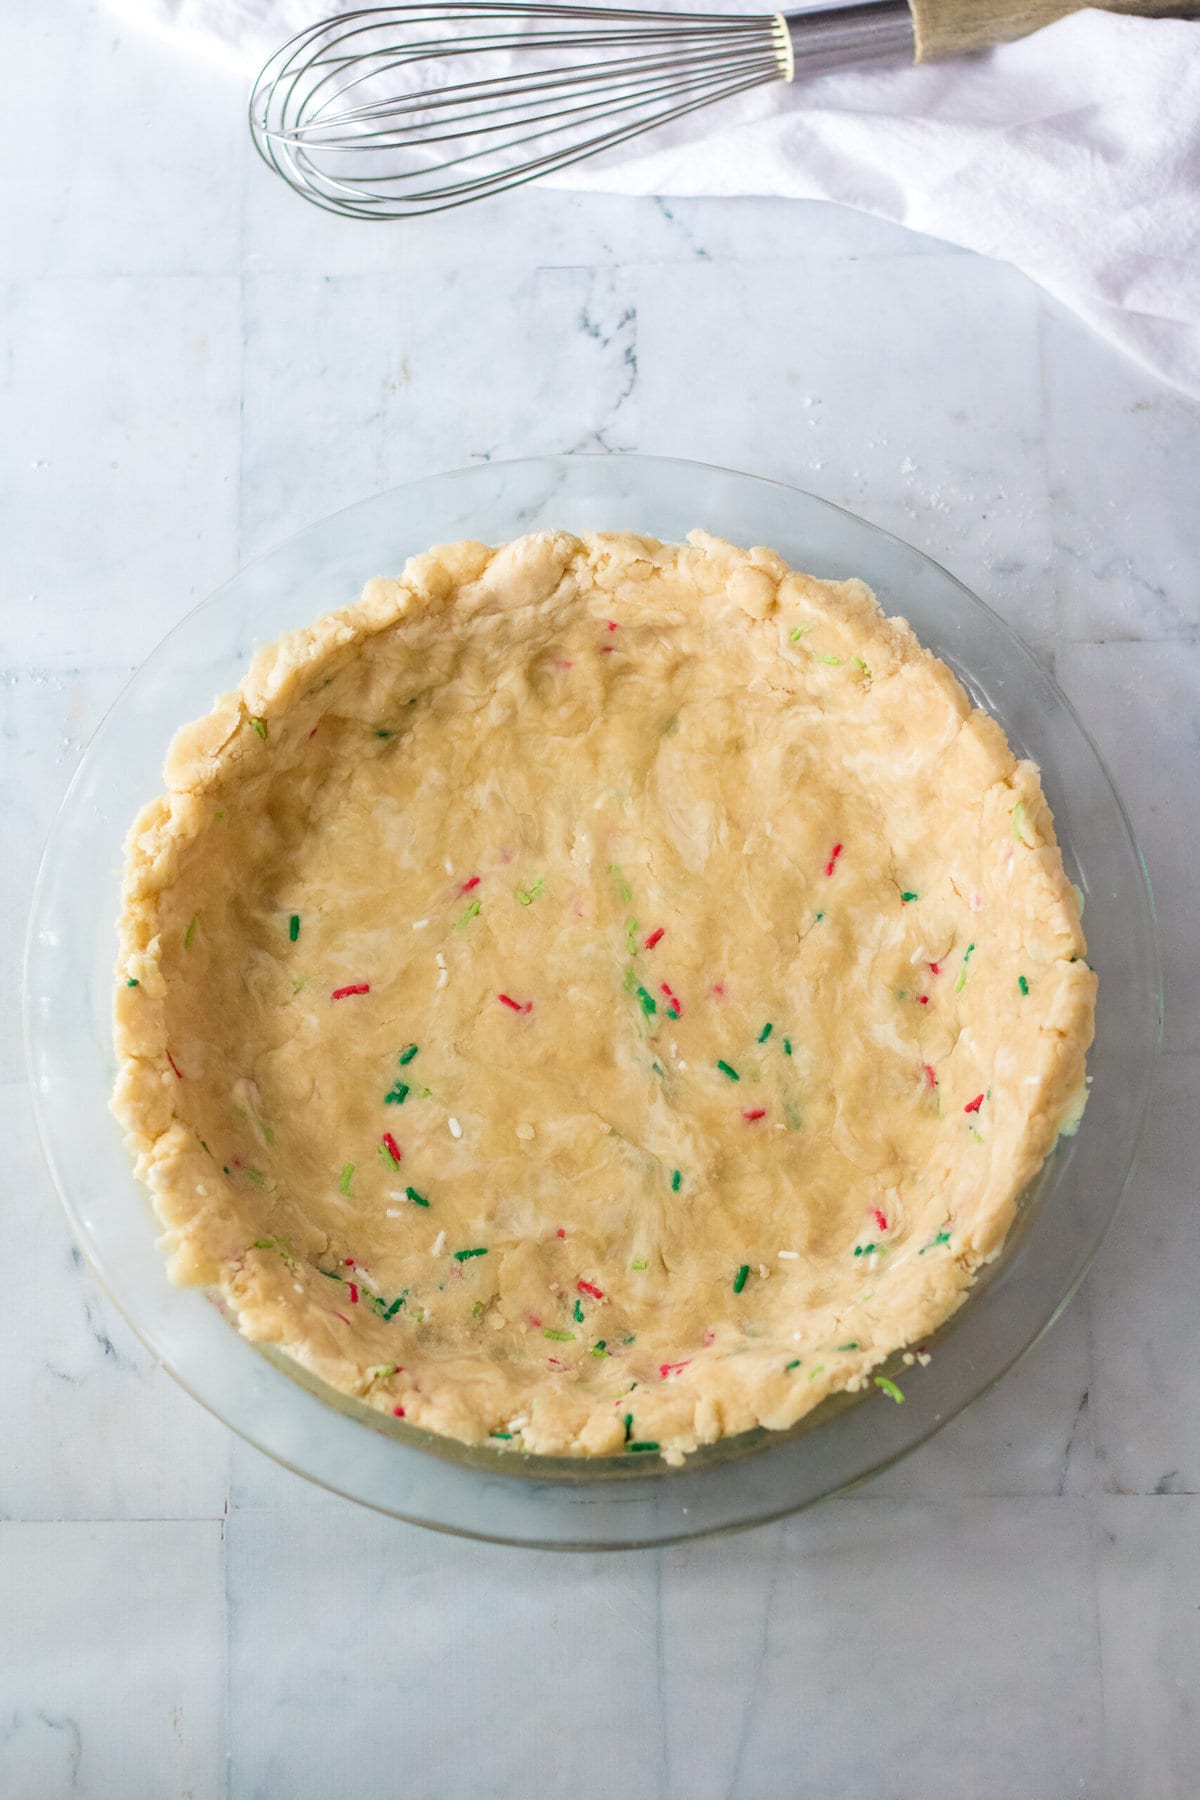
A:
[909, 0, 1200, 61]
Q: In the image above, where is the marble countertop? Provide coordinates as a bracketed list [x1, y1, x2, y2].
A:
[4, 5, 1199, 1796]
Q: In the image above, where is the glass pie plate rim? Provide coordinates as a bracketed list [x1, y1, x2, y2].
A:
[23, 452, 1161, 1549]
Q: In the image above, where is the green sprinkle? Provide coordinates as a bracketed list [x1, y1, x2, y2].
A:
[854, 1243, 876, 1258]
[631, 1259, 647, 1271]
[454, 1247, 488, 1262]
[183, 915, 197, 950]
[398, 1043, 419, 1065]
[375, 729, 392, 739]
[786, 1359, 802, 1372]
[624, 1337, 637, 1347]
[592, 1340, 608, 1356]
[815, 911, 825, 922]
[249, 717, 268, 740]
[404, 1186, 429, 1208]
[628, 1442, 659, 1454]
[573, 1299, 584, 1323]
[455, 898, 481, 929]
[1012, 799, 1027, 844]
[252, 1238, 275, 1250]
[874, 1376, 905, 1404]
[490, 1430, 513, 1440]
[757, 1022, 774, 1044]
[789, 623, 812, 641]
[819, 654, 843, 666]
[783, 1037, 793, 1056]
[623, 1413, 633, 1442]
[372, 1363, 399, 1378]
[213, 810, 225, 821]
[900, 891, 919, 904]
[954, 943, 976, 994]
[544, 1327, 575, 1342]
[919, 1229, 953, 1256]
[635, 985, 657, 1018]
[837, 1341, 860, 1351]
[319, 1267, 343, 1283]
[289, 914, 300, 942]
[383, 1295, 406, 1320]
[969, 1126, 983, 1144]
[626, 918, 639, 955]
[852, 656, 871, 675]
[126, 977, 139, 987]
[244, 1167, 266, 1188]
[809, 1364, 825, 1380]
[717, 1059, 740, 1082]
[671, 1169, 682, 1193]
[385, 1082, 409, 1106]
[472, 1301, 484, 1317]
[292, 978, 306, 994]
[517, 877, 544, 906]
[1018, 975, 1030, 996]
[609, 863, 632, 903]
[733, 1263, 750, 1294]
[339, 1163, 354, 1196]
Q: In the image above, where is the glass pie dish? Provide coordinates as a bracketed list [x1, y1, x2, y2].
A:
[24, 454, 1160, 1548]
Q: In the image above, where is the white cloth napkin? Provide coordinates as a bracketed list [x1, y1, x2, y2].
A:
[111, 0, 1200, 397]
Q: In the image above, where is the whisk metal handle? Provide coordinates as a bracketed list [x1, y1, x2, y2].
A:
[779, 3, 913, 82]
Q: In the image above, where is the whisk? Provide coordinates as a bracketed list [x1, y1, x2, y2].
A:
[249, 0, 1199, 219]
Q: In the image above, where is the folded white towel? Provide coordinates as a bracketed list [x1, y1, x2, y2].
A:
[111, 1, 1200, 396]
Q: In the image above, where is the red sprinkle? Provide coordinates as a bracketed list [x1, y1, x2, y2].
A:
[498, 993, 533, 1014]
[929, 962, 942, 975]
[873, 1207, 889, 1233]
[166, 1050, 183, 1080]
[347, 1283, 359, 1304]
[529, 1315, 542, 1329]
[742, 1108, 767, 1122]
[331, 983, 370, 1001]
[556, 1228, 566, 1239]
[712, 982, 725, 997]
[577, 1279, 604, 1300]
[643, 927, 665, 950]
[964, 1093, 985, 1114]
[381, 1132, 402, 1165]
[343, 1258, 356, 1268]
[332, 1311, 351, 1325]
[460, 875, 480, 894]
[924, 1064, 938, 1089]
[660, 982, 682, 1018]
[607, 620, 619, 631]
[659, 1360, 692, 1379]
[918, 995, 930, 1006]
[393, 1406, 406, 1418]
[825, 842, 844, 877]
[307, 726, 318, 739]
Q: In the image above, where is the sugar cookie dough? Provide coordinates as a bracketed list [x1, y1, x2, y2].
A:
[113, 530, 1095, 1463]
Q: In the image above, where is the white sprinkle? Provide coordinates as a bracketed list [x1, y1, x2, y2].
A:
[411, 918, 430, 930]
[386, 1207, 402, 1218]
[757, 1263, 769, 1280]
[437, 969, 449, 988]
[448, 1116, 462, 1139]
[293, 1283, 304, 1294]
[444, 859, 454, 874]
[777, 1250, 799, 1260]
[515, 1123, 535, 1141]
[436, 951, 446, 968]
[507, 1416, 529, 1432]
[917, 1352, 932, 1367]
[431, 1230, 446, 1257]
[677, 1059, 688, 1071]
[903, 1351, 915, 1366]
